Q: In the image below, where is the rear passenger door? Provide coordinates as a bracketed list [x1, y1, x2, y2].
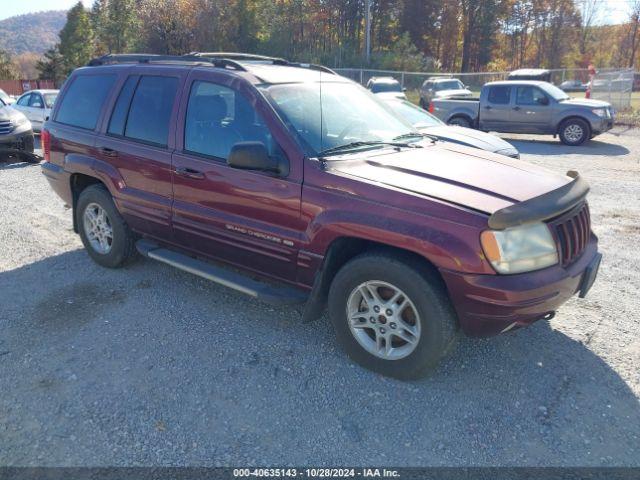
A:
[479, 85, 513, 132]
[96, 69, 185, 240]
[171, 71, 304, 283]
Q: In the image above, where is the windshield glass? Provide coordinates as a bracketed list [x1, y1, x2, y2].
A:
[43, 93, 57, 108]
[435, 80, 464, 91]
[539, 83, 570, 101]
[384, 100, 442, 128]
[370, 82, 402, 93]
[262, 82, 417, 156]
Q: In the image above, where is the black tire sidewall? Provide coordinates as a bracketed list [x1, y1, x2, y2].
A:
[449, 116, 470, 128]
[328, 254, 457, 379]
[76, 185, 134, 268]
[560, 118, 590, 145]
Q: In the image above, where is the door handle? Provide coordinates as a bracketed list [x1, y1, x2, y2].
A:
[175, 166, 205, 179]
[99, 146, 118, 157]
[484, 105, 492, 110]
[513, 106, 521, 111]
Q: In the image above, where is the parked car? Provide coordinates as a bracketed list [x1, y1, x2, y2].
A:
[41, 53, 601, 379]
[12, 89, 58, 132]
[381, 98, 519, 158]
[419, 77, 473, 108]
[559, 80, 588, 92]
[429, 81, 614, 145]
[0, 97, 35, 160]
[0, 88, 15, 105]
[366, 76, 406, 100]
[507, 68, 551, 82]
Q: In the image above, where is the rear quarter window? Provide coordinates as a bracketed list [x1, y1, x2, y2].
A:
[55, 74, 117, 130]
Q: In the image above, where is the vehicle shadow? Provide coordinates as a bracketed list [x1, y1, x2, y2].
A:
[0, 249, 638, 466]
[500, 137, 630, 157]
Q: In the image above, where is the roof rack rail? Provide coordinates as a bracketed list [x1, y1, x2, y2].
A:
[87, 53, 247, 71]
[189, 52, 336, 75]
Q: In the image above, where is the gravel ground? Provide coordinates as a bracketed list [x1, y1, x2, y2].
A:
[0, 129, 639, 467]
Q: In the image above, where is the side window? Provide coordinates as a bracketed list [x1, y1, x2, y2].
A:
[184, 81, 276, 161]
[487, 86, 511, 105]
[55, 75, 117, 130]
[516, 86, 547, 106]
[108, 76, 139, 136]
[17, 94, 31, 106]
[123, 75, 178, 146]
[29, 94, 44, 108]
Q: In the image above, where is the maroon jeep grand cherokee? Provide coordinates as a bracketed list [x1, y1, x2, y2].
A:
[41, 53, 601, 379]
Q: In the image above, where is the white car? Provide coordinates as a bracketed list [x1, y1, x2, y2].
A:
[12, 89, 59, 132]
[366, 77, 407, 100]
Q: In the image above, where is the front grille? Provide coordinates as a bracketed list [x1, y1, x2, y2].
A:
[0, 120, 12, 135]
[551, 203, 591, 267]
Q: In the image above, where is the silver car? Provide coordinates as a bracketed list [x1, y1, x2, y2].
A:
[12, 89, 58, 132]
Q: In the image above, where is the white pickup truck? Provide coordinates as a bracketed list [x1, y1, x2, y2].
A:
[429, 80, 614, 145]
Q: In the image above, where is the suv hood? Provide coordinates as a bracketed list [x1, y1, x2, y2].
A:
[0, 105, 28, 122]
[326, 142, 570, 215]
[559, 98, 611, 109]
[435, 89, 473, 98]
[421, 125, 517, 156]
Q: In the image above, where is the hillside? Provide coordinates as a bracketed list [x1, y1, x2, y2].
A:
[0, 11, 66, 55]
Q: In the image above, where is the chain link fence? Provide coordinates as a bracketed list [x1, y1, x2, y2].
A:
[334, 67, 636, 110]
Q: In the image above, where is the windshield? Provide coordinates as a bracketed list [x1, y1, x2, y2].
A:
[261, 81, 417, 156]
[370, 82, 402, 93]
[43, 93, 57, 108]
[539, 83, 570, 101]
[384, 100, 442, 128]
[435, 80, 464, 91]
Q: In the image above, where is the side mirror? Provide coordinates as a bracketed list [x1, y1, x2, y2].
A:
[227, 141, 288, 176]
[537, 96, 550, 106]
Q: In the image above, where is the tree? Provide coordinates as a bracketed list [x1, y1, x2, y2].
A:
[0, 49, 19, 80]
[36, 46, 67, 85]
[58, 1, 95, 74]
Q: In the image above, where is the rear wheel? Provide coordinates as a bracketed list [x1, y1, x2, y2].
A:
[559, 118, 590, 146]
[76, 184, 137, 268]
[328, 252, 458, 379]
[448, 116, 471, 128]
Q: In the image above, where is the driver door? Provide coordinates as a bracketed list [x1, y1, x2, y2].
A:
[171, 72, 304, 282]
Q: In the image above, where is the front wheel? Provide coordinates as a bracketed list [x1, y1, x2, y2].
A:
[559, 118, 590, 146]
[328, 252, 458, 379]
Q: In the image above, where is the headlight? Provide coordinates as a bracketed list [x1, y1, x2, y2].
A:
[14, 116, 29, 127]
[480, 222, 558, 274]
[591, 108, 606, 117]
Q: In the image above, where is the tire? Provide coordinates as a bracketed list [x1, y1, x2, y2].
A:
[76, 184, 137, 268]
[559, 118, 590, 146]
[328, 251, 458, 380]
[448, 116, 471, 128]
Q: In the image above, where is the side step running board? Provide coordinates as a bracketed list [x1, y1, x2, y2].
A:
[136, 239, 308, 306]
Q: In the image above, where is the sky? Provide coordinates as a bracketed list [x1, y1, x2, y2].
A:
[0, 0, 636, 23]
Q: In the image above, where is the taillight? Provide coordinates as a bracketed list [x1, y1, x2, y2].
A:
[428, 101, 434, 113]
[41, 129, 51, 162]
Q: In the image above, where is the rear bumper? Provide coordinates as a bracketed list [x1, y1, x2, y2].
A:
[41, 161, 73, 207]
[441, 237, 600, 337]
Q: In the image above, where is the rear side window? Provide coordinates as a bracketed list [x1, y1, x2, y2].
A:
[108, 76, 139, 136]
[487, 86, 511, 104]
[56, 75, 116, 130]
[123, 76, 178, 146]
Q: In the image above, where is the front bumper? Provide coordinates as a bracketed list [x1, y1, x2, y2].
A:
[441, 237, 600, 337]
[591, 116, 614, 135]
[0, 129, 35, 155]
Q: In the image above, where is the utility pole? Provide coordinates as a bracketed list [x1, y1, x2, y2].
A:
[365, 0, 371, 64]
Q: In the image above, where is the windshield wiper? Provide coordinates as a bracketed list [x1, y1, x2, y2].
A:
[393, 132, 438, 143]
[318, 140, 420, 157]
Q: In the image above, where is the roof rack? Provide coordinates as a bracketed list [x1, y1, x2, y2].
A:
[189, 52, 337, 75]
[87, 53, 247, 71]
